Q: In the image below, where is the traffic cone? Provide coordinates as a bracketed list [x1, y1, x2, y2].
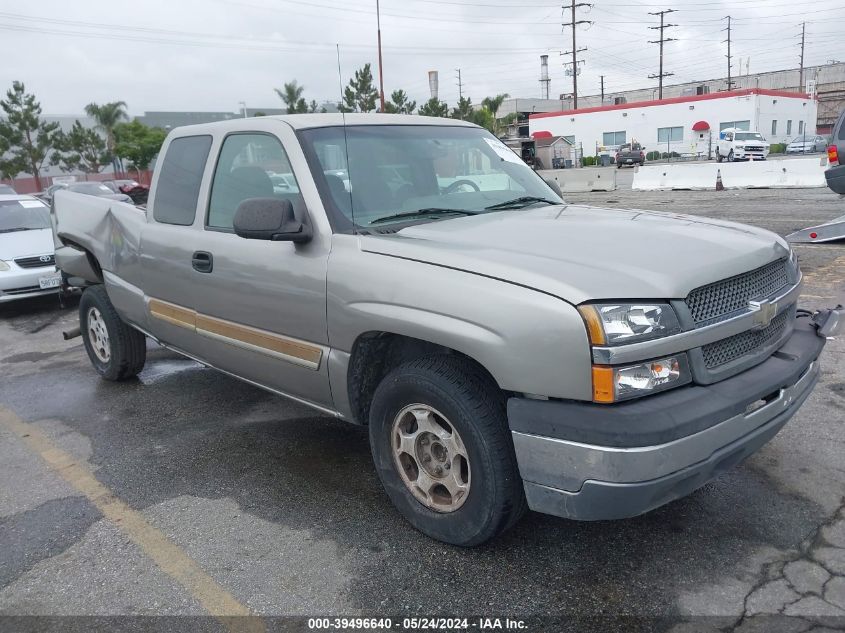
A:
[716, 169, 724, 191]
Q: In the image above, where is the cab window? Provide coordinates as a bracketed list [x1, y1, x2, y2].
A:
[153, 135, 212, 226]
[207, 133, 303, 230]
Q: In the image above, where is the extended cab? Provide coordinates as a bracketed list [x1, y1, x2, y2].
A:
[52, 114, 842, 546]
[716, 128, 770, 162]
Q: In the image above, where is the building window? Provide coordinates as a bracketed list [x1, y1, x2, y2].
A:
[657, 126, 683, 143]
[786, 120, 792, 135]
[720, 120, 751, 131]
[602, 131, 626, 146]
[799, 121, 804, 134]
[613, 96, 627, 105]
[771, 120, 778, 136]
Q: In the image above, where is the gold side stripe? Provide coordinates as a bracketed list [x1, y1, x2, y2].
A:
[148, 298, 196, 330]
[147, 297, 323, 370]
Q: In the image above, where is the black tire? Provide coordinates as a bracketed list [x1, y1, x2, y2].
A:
[369, 355, 527, 546]
[79, 285, 146, 381]
[716, 151, 723, 163]
[728, 150, 735, 162]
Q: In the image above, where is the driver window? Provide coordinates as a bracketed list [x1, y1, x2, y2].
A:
[207, 133, 303, 230]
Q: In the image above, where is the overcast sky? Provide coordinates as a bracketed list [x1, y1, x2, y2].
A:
[0, 0, 842, 116]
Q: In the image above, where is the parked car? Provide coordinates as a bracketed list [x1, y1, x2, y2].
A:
[786, 135, 828, 154]
[826, 110, 845, 194]
[66, 182, 133, 204]
[0, 194, 61, 303]
[35, 183, 69, 204]
[615, 142, 645, 167]
[102, 179, 150, 205]
[52, 114, 841, 546]
[716, 128, 770, 162]
[0, 184, 17, 195]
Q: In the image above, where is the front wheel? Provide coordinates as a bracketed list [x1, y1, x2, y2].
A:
[727, 150, 735, 162]
[369, 355, 526, 546]
[80, 285, 146, 381]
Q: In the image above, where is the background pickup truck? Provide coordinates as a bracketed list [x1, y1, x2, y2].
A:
[615, 142, 645, 167]
[51, 114, 842, 546]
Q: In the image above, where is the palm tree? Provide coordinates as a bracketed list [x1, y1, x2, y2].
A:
[481, 93, 509, 118]
[274, 81, 307, 114]
[84, 101, 128, 157]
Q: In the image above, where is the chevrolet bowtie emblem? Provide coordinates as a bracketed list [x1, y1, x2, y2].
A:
[749, 300, 777, 329]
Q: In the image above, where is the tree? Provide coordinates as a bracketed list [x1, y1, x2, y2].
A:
[308, 100, 319, 114]
[339, 64, 379, 113]
[114, 120, 167, 180]
[274, 81, 307, 114]
[84, 101, 128, 158]
[384, 89, 416, 114]
[418, 97, 449, 117]
[451, 96, 474, 121]
[51, 120, 109, 174]
[481, 93, 509, 118]
[0, 81, 61, 191]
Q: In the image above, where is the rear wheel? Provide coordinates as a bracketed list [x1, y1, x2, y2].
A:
[80, 285, 146, 381]
[369, 355, 526, 546]
[716, 151, 723, 163]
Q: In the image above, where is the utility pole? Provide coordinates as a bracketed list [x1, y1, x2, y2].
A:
[799, 22, 806, 93]
[600, 75, 605, 104]
[455, 68, 463, 101]
[561, 0, 593, 110]
[723, 16, 735, 90]
[376, 0, 385, 112]
[648, 9, 676, 100]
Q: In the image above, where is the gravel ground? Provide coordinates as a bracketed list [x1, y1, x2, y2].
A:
[1, 177, 844, 632]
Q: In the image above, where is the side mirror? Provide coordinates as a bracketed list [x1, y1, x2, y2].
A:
[233, 198, 311, 243]
[544, 178, 563, 198]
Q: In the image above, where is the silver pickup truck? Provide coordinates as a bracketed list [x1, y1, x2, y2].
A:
[51, 114, 842, 546]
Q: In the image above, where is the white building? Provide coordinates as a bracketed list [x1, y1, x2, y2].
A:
[528, 89, 818, 160]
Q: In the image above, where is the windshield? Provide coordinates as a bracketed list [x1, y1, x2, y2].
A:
[299, 125, 563, 230]
[0, 199, 50, 232]
[735, 132, 764, 141]
[70, 183, 114, 195]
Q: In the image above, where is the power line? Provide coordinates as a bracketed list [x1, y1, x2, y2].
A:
[647, 9, 676, 100]
[561, 0, 592, 109]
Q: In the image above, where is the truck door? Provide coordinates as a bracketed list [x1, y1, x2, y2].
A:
[140, 134, 214, 357]
[186, 125, 333, 411]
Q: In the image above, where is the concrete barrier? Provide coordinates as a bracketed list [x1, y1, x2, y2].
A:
[632, 157, 828, 191]
[538, 168, 617, 193]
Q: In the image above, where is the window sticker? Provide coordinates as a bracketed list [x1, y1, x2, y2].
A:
[483, 138, 523, 164]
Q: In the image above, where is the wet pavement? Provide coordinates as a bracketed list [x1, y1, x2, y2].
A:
[1, 184, 844, 632]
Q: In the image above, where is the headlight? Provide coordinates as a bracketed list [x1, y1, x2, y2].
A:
[578, 303, 681, 345]
[592, 355, 691, 403]
[0, 260, 10, 272]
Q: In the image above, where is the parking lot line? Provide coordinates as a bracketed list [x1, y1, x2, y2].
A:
[0, 406, 265, 633]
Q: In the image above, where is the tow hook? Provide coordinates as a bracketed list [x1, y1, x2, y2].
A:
[812, 306, 844, 339]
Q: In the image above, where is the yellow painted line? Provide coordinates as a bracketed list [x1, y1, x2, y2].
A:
[0, 407, 264, 633]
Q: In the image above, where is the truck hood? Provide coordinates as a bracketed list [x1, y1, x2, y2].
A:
[0, 228, 54, 261]
[360, 205, 790, 304]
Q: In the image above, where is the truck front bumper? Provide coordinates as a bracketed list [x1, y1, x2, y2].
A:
[507, 314, 828, 521]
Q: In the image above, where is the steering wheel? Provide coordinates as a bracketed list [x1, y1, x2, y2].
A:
[442, 179, 481, 194]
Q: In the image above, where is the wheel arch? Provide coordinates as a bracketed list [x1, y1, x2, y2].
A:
[345, 331, 503, 426]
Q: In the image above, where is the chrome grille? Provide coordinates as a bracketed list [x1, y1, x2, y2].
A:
[14, 254, 55, 269]
[685, 259, 790, 326]
[701, 307, 792, 369]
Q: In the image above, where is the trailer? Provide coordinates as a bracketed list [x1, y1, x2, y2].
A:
[786, 214, 845, 243]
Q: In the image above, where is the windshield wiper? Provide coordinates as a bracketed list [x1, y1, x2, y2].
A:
[369, 208, 480, 225]
[484, 196, 560, 210]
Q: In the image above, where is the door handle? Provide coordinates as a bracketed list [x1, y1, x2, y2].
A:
[192, 251, 213, 273]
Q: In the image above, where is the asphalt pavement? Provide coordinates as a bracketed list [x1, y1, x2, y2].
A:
[1, 181, 844, 633]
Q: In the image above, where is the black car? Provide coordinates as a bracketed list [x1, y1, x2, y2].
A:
[826, 110, 845, 194]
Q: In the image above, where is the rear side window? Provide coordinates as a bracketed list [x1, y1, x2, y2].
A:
[838, 115, 845, 141]
[153, 135, 212, 225]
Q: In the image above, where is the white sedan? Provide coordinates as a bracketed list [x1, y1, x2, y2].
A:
[0, 194, 62, 303]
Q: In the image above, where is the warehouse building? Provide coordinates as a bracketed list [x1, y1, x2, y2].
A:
[528, 88, 817, 160]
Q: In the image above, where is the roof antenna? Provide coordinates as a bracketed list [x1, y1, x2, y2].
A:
[336, 44, 357, 234]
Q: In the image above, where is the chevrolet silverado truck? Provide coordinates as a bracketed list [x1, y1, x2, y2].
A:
[51, 114, 842, 546]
